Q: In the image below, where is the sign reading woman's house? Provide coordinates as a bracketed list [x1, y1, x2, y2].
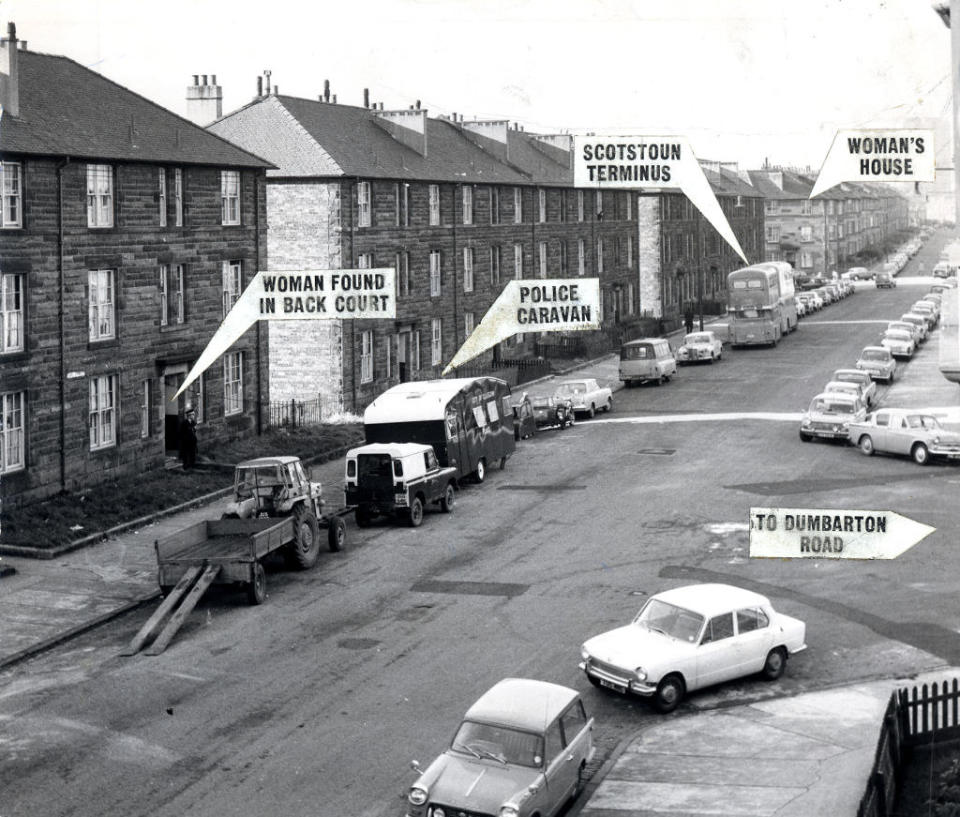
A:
[573, 135, 748, 264]
[175, 269, 395, 399]
[749, 506, 935, 560]
[810, 129, 935, 198]
[443, 279, 599, 374]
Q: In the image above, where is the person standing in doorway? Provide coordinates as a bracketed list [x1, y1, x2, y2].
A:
[684, 304, 695, 334]
[179, 409, 198, 469]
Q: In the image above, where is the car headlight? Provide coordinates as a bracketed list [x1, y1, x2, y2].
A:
[802, 419, 811, 427]
[433, 809, 446, 817]
[635, 666, 647, 681]
[841, 422, 850, 431]
[934, 437, 941, 445]
[580, 645, 590, 662]
[408, 787, 428, 806]
[499, 807, 520, 817]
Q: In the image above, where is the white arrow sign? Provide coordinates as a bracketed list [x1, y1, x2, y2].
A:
[749, 507, 934, 560]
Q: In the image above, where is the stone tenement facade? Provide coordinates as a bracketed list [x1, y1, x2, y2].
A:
[0, 27, 269, 506]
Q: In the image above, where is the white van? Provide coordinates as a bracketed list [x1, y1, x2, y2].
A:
[619, 337, 678, 386]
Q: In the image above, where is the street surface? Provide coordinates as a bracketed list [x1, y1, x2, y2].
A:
[1, 246, 958, 817]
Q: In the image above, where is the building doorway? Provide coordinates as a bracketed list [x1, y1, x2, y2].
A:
[162, 366, 187, 456]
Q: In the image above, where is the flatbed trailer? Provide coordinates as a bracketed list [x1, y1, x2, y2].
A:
[124, 511, 348, 656]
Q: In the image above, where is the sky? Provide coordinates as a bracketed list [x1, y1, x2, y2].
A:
[1, 0, 954, 171]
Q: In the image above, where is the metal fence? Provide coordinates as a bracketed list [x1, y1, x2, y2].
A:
[857, 678, 960, 817]
[266, 398, 322, 429]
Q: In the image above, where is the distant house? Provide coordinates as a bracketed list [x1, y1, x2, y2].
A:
[0, 23, 271, 507]
[207, 80, 643, 414]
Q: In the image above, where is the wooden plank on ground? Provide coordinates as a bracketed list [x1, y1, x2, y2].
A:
[143, 564, 221, 656]
[120, 566, 201, 656]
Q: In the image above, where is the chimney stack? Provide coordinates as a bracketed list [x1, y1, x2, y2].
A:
[185, 71, 223, 126]
[363, 88, 370, 108]
[0, 22, 20, 118]
[257, 75, 263, 97]
[324, 79, 330, 102]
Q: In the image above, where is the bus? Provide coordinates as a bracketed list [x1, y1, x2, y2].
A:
[727, 262, 797, 347]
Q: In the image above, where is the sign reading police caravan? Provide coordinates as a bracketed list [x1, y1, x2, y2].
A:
[573, 135, 748, 264]
[442, 279, 599, 375]
[175, 269, 395, 399]
[749, 506, 935, 560]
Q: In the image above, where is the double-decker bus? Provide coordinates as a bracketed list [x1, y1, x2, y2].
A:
[726, 262, 797, 347]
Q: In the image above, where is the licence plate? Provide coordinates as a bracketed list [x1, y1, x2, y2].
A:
[599, 678, 626, 692]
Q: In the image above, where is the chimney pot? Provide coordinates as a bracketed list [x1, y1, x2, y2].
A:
[211, 74, 217, 85]
[416, 99, 421, 110]
[7, 22, 15, 38]
[202, 74, 208, 85]
[363, 88, 369, 108]
[324, 79, 330, 102]
[333, 94, 337, 103]
[274, 85, 279, 95]
[193, 74, 199, 86]
[257, 76, 263, 97]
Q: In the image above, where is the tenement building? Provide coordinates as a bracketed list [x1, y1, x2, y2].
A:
[0, 24, 270, 506]
[207, 78, 642, 414]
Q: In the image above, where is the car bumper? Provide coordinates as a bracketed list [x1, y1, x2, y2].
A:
[803, 428, 848, 439]
[579, 661, 655, 696]
[930, 447, 960, 459]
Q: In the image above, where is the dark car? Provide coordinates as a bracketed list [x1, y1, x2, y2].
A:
[875, 271, 896, 289]
[531, 395, 574, 429]
[512, 395, 537, 440]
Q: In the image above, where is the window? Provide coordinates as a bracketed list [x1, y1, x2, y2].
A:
[159, 264, 185, 327]
[1, 162, 22, 228]
[765, 200, 779, 214]
[560, 241, 568, 275]
[544, 721, 564, 763]
[513, 187, 523, 223]
[827, 200, 835, 216]
[360, 330, 373, 383]
[395, 251, 410, 297]
[221, 170, 240, 225]
[464, 311, 475, 338]
[89, 374, 117, 450]
[88, 269, 115, 341]
[625, 192, 632, 221]
[800, 251, 814, 269]
[490, 187, 500, 225]
[222, 261, 242, 318]
[627, 283, 635, 314]
[801, 199, 813, 215]
[358, 252, 373, 269]
[429, 251, 442, 297]
[538, 241, 547, 278]
[597, 238, 604, 274]
[1, 390, 25, 473]
[514, 243, 523, 279]
[559, 190, 568, 223]
[223, 351, 243, 415]
[429, 184, 440, 226]
[158, 168, 167, 227]
[577, 190, 584, 222]
[596, 191, 603, 220]
[560, 701, 588, 745]
[462, 186, 473, 225]
[86, 164, 114, 228]
[736, 608, 769, 633]
[578, 239, 585, 275]
[431, 318, 442, 365]
[765, 225, 780, 243]
[395, 183, 410, 227]
[627, 235, 634, 268]
[538, 188, 546, 223]
[463, 247, 474, 292]
[140, 379, 151, 438]
[1, 273, 24, 353]
[701, 613, 735, 644]
[413, 330, 421, 370]
[174, 168, 184, 226]
[187, 375, 204, 425]
[490, 246, 501, 287]
[356, 181, 371, 227]
[800, 225, 813, 242]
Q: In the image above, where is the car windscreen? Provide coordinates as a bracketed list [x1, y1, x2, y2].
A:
[555, 383, 587, 394]
[908, 415, 942, 430]
[861, 350, 889, 361]
[451, 720, 544, 768]
[621, 345, 652, 360]
[237, 466, 282, 486]
[810, 398, 855, 414]
[835, 372, 865, 384]
[633, 598, 704, 643]
[685, 334, 710, 344]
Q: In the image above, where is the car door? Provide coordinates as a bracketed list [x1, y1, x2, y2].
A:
[551, 700, 593, 812]
[695, 612, 739, 688]
[733, 608, 773, 676]
[872, 411, 891, 450]
[887, 415, 912, 456]
[541, 718, 577, 817]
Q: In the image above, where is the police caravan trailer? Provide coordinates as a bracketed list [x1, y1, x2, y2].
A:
[362, 377, 516, 484]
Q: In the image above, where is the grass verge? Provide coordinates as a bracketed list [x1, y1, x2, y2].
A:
[1, 424, 363, 552]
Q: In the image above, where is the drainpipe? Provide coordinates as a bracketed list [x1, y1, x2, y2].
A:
[254, 172, 263, 434]
[348, 179, 356, 411]
[451, 184, 458, 374]
[56, 158, 70, 491]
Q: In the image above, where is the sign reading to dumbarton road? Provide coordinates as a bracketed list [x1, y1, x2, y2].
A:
[175, 269, 395, 399]
[749, 507, 935, 560]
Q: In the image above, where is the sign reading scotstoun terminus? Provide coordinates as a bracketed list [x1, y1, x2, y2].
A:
[749, 507, 935, 560]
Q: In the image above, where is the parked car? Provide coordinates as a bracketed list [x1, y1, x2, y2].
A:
[933, 262, 954, 278]
[579, 583, 806, 713]
[899, 314, 929, 343]
[911, 301, 939, 329]
[512, 394, 537, 440]
[848, 409, 960, 465]
[856, 346, 897, 384]
[531, 394, 574, 430]
[847, 266, 873, 281]
[620, 338, 678, 386]
[798, 291, 823, 312]
[815, 286, 834, 305]
[875, 271, 896, 289]
[405, 678, 596, 817]
[800, 391, 867, 442]
[824, 284, 842, 302]
[554, 378, 613, 418]
[824, 379, 868, 405]
[931, 280, 958, 293]
[344, 443, 457, 527]
[794, 297, 807, 318]
[676, 331, 723, 364]
[831, 368, 877, 407]
[880, 328, 915, 360]
[887, 320, 924, 347]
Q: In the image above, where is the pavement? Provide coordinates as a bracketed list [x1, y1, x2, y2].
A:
[1, 278, 958, 817]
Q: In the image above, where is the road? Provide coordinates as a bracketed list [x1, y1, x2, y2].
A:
[1, 257, 958, 817]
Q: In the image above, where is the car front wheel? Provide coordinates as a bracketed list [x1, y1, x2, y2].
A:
[440, 483, 455, 513]
[408, 496, 424, 527]
[654, 675, 685, 713]
[762, 647, 787, 680]
[859, 435, 874, 456]
[912, 443, 930, 466]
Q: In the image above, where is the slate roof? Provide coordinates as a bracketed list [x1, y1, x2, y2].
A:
[0, 49, 270, 167]
[211, 94, 538, 184]
[746, 169, 814, 200]
[703, 166, 763, 198]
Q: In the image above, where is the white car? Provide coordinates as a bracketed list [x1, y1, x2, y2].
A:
[800, 391, 867, 442]
[579, 583, 806, 712]
[554, 378, 613, 418]
[881, 328, 915, 360]
[900, 313, 928, 343]
[824, 379, 866, 404]
[676, 331, 723, 364]
[832, 369, 877, 407]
